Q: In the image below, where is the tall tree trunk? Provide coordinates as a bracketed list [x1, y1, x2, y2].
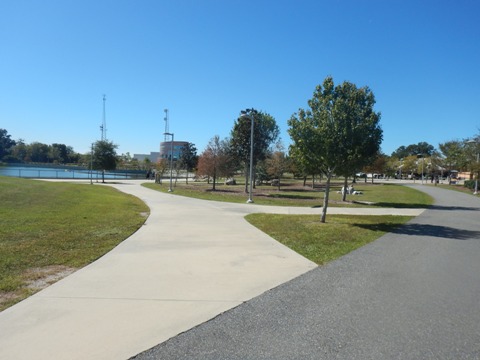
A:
[321, 172, 332, 223]
[342, 177, 348, 202]
[303, 176, 307, 187]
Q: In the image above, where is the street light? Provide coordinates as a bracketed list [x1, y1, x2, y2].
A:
[466, 138, 479, 195]
[240, 109, 257, 203]
[164, 132, 174, 192]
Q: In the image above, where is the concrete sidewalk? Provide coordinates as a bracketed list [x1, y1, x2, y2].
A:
[133, 184, 480, 359]
[0, 180, 424, 359]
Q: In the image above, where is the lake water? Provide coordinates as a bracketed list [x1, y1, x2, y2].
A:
[0, 166, 144, 180]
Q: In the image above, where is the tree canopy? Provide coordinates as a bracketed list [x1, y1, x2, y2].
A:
[0, 129, 16, 160]
[230, 109, 279, 191]
[438, 140, 468, 172]
[391, 142, 435, 158]
[178, 142, 198, 184]
[92, 140, 118, 182]
[288, 76, 382, 222]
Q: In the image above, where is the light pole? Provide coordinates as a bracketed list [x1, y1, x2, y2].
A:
[164, 132, 174, 192]
[467, 138, 479, 195]
[240, 109, 257, 203]
[399, 158, 403, 180]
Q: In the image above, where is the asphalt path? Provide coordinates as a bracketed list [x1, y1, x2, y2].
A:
[132, 185, 480, 360]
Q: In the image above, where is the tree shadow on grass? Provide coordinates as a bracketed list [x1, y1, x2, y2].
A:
[354, 223, 480, 240]
[264, 194, 317, 200]
[204, 189, 238, 193]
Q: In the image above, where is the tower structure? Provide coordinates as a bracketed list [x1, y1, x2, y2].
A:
[163, 109, 169, 142]
[100, 94, 107, 141]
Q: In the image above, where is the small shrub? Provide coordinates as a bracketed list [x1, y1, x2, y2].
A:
[464, 180, 476, 190]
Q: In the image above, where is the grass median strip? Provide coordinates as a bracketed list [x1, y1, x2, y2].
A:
[143, 181, 433, 208]
[246, 214, 413, 265]
[0, 177, 149, 311]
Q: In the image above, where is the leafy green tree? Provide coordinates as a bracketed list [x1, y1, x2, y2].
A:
[27, 142, 50, 163]
[0, 129, 16, 160]
[439, 140, 466, 172]
[401, 155, 419, 179]
[391, 142, 435, 158]
[330, 81, 383, 200]
[362, 152, 388, 183]
[289, 144, 319, 187]
[288, 76, 382, 222]
[465, 134, 480, 185]
[428, 150, 444, 181]
[49, 143, 70, 163]
[92, 140, 118, 183]
[255, 159, 270, 185]
[178, 142, 198, 184]
[230, 109, 280, 192]
[10, 139, 27, 163]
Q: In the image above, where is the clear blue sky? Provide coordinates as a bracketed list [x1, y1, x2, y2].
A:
[1, 0, 479, 157]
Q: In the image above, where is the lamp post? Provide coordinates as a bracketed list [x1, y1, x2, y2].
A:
[240, 109, 257, 203]
[467, 138, 479, 195]
[164, 132, 174, 192]
[399, 158, 403, 180]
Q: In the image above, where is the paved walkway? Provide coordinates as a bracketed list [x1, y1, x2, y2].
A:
[133, 184, 480, 360]
[0, 180, 424, 359]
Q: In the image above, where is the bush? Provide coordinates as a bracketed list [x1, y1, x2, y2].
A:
[464, 180, 476, 190]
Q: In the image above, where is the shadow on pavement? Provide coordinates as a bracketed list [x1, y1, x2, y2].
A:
[372, 202, 430, 209]
[427, 205, 480, 211]
[355, 223, 480, 240]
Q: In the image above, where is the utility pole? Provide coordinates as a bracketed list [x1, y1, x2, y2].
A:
[164, 109, 169, 142]
[100, 94, 107, 141]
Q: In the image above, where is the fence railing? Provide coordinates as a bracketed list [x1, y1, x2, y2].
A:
[0, 168, 146, 180]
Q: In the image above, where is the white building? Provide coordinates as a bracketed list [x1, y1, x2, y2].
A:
[133, 152, 160, 163]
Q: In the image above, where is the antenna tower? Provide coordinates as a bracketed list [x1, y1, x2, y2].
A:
[100, 94, 107, 141]
[164, 109, 169, 141]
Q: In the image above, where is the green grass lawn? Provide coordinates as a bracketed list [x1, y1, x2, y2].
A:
[143, 180, 433, 208]
[0, 177, 149, 311]
[246, 214, 413, 265]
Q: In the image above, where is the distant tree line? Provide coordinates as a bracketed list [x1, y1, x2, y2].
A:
[388, 138, 479, 182]
[0, 129, 81, 164]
